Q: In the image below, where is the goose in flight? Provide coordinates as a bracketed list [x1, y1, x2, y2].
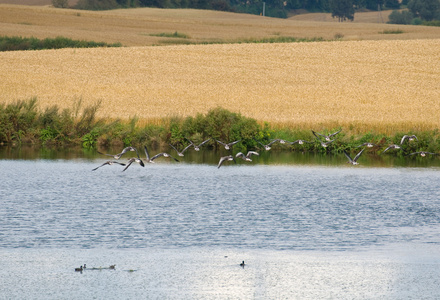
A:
[270, 139, 291, 145]
[382, 144, 401, 154]
[92, 161, 126, 171]
[169, 143, 192, 157]
[218, 155, 236, 168]
[186, 138, 211, 151]
[97, 146, 139, 160]
[236, 151, 259, 161]
[406, 151, 437, 157]
[122, 157, 145, 171]
[150, 152, 180, 162]
[356, 142, 378, 148]
[215, 139, 241, 150]
[312, 129, 342, 142]
[143, 145, 179, 163]
[289, 139, 312, 145]
[255, 139, 279, 151]
[400, 135, 418, 145]
[319, 139, 335, 148]
[343, 148, 365, 165]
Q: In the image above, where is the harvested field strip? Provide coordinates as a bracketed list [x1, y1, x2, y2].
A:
[1, 39, 439, 134]
[2, 5, 440, 46]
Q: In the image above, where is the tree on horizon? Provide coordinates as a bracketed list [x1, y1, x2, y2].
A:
[330, 0, 355, 21]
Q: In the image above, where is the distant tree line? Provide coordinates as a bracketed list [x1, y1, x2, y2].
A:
[53, 0, 440, 23]
[388, 0, 440, 24]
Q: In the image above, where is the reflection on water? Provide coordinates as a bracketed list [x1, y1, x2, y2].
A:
[1, 144, 440, 168]
[1, 152, 440, 298]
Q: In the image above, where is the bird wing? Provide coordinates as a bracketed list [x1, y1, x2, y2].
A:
[312, 130, 325, 140]
[92, 161, 109, 171]
[168, 154, 180, 162]
[267, 139, 279, 146]
[353, 148, 365, 162]
[400, 135, 408, 144]
[97, 151, 115, 158]
[406, 152, 419, 156]
[198, 138, 211, 146]
[180, 143, 193, 153]
[143, 146, 151, 161]
[169, 143, 179, 153]
[343, 151, 353, 163]
[323, 139, 335, 146]
[122, 159, 134, 171]
[229, 140, 241, 146]
[218, 156, 227, 168]
[247, 151, 259, 157]
[151, 153, 164, 161]
[235, 152, 245, 158]
[329, 129, 342, 137]
[215, 139, 227, 146]
[382, 146, 393, 153]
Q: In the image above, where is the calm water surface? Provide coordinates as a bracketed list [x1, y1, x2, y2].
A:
[1, 155, 440, 299]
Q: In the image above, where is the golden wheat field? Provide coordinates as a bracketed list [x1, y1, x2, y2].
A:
[1, 5, 440, 134]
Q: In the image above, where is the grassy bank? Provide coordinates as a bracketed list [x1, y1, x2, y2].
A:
[1, 98, 439, 156]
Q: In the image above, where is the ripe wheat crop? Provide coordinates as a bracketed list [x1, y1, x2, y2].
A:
[1, 39, 439, 134]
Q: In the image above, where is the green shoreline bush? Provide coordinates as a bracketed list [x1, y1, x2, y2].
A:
[1, 98, 439, 155]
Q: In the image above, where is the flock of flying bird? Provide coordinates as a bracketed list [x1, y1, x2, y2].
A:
[92, 130, 437, 171]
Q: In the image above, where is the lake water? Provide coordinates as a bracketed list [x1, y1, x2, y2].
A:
[1, 151, 440, 299]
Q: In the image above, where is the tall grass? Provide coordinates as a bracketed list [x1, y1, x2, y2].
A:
[1, 98, 439, 155]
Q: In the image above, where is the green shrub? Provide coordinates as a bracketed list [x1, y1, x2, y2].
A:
[52, 0, 69, 8]
[74, 0, 119, 10]
[0, 35, 121, 52]
[411, 17, 423, 25]
[423, 20, 440, 26]
[387, 10, 414, 24]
